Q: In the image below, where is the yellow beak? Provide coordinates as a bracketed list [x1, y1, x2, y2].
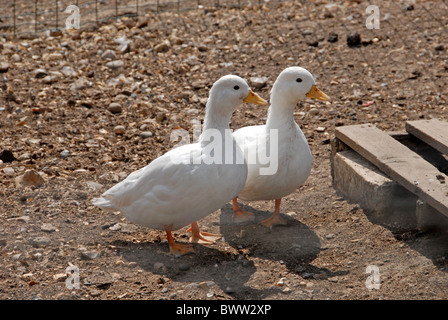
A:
[306, 85, 330, 102]
[243, 90, 269, 106]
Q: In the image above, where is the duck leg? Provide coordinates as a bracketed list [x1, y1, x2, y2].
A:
[232, 198, 255, 223]
[261, 198, 288, 228]
[187, 222, 221, 244]
[164, 225, 194, 256]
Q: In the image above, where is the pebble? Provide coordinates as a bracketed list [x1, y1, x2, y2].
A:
[140, 131, 153, 139]
[0, 62, 10, 73]
[18, 170, 44, 187]
[60, 150, 70, 159]
[34, 69, 48, 79]
[346, 32, 361, 47]
[309, 108, 319, 116]
[42, 75, 58, 84]
[2, 167, 15, 175]
[61, 66, 77, 77]
[154, 41, 170, 53]
[101, 49, 118, 60]
[41, 223, 57, 232]
[250, 77, 268, 88]
[18, 153, 32, 161]
[29, 236, 51, 248]
[224, 286, 235, 294]
[43, 53, 63, 61]
[107, 102, 122, 114]
[81, 250, 100, 260]
[178, 263, 190, 271]
[11, 53, 21, 62]
[70, 78, 91, 91]
[0, 150, 16, 163]
[106, 60, 124, 70]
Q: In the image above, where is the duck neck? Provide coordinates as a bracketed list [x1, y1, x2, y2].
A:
[266, 89, 297, 129]
[200, 98, 233, 146]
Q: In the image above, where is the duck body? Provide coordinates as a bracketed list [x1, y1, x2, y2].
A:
[234, 120, 312, 202]
[232, 67, 329, 227]
[94, 139, 248, 231]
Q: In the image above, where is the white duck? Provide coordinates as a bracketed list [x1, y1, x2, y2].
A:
[232, 66, 330, 227]
[93, 75, 267, 255]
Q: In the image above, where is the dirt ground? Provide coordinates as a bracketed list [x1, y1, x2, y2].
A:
[1, 0, 448, 300]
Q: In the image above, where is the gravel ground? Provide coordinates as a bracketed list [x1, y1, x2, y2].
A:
[0, 0, 448, 300]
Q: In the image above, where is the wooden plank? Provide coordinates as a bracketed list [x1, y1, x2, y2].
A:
[335, 124, 448, 218]
[406, 119, 448, 155]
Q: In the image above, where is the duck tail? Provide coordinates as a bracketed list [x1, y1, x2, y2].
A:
[92, 195, 117, 211]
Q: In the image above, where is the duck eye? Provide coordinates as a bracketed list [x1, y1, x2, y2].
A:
[233, 85, 240, 90]
[296, 78, 303, 83]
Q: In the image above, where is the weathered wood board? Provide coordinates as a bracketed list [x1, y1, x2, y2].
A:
[335, 124, 448, 218]
[406, 119, 448, 156]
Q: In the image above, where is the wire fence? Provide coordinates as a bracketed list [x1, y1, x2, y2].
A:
[0, 0, 287, 37]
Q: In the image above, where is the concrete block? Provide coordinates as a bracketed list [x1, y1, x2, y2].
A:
[332, 149, 418, 231]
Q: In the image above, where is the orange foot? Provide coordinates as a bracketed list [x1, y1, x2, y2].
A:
[261, 213, 288, 228]
[187, 222, 221, 244]
[165, 226, 194, 256]
[260, 198, 288, 228]
[232, 198, 255, 223]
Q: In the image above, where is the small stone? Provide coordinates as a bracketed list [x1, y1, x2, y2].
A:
[41, 223, 57, 232]
[109, 223, 122, 231]
[61, 66, 77, 77]
[2, 167, 15, 175]
[89, 289, 102, 297]
[81, 250, 100, 260]
[18, 170, 45, 187]
[107, 103, 122, 114]
[114, 125, 126, 135]
[327, 32, 339, 43]
[0, 150, 16, 163]
[316, 126, 326, 132]
[70, 78, 91, 91]
[154, 41, 170, 53]
[178, 263, 190, 271]
[309, 108, 319, 116]
[325, 233, 335, 239]
[197, 43, 208, 52]
[435, 44, 444, 51]
[18, 153, 32, 161]
[0, 62, 10, 73]
[42, 75, 58, 84]
[347, 32, 361, 47]
[154, 262, 164, 270]
[44, 53, 63, 61]
[276, 278, 286, 286]
[106, 60, 124, 70]
[101, 49, 118, 60]
[250, 77, 268, 88]
[60, 150, 70, 159]
[29, 236, 51, 248]
[404, 4, 414, 11]
[224, 286, 235, 294]
[86, 181, 103, 192]
[114, 35, 131, 53]
[140, 131, 153, 139]
[53, 273, 67, 282]
[11, 53, 21, 62]
[34, 69, 48, 79]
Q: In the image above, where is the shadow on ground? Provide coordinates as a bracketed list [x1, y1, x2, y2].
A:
[219, 203, 349, 279]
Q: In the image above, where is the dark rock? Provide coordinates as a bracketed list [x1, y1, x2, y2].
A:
[327, 32, 338, 43]
[347, 32, 361, 47]
[0, 150, 16, 163]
